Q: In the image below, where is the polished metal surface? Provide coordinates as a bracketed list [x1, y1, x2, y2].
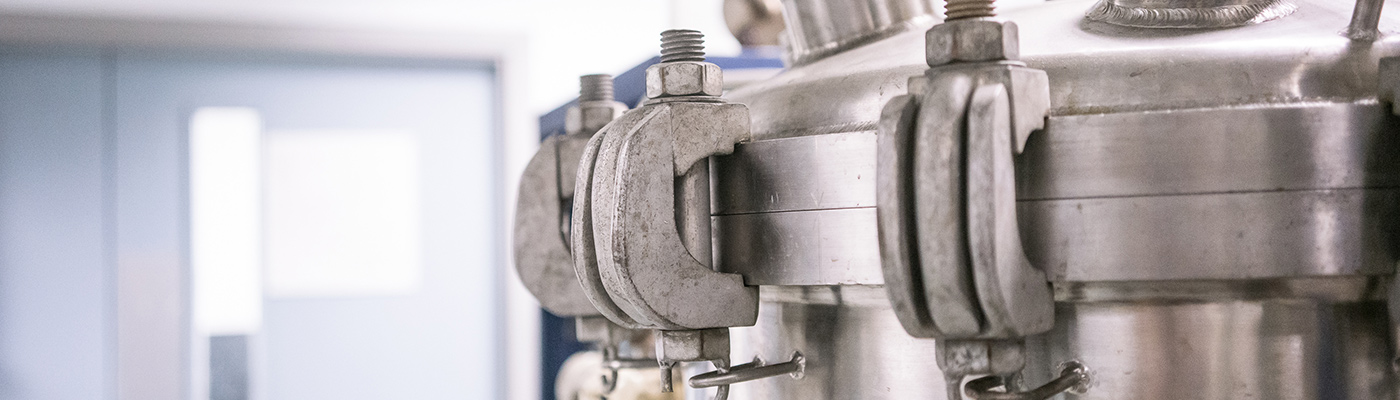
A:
[1084, 0, 1297, 29]
[711, 186, 1400, 285]
[1018, 102, 1400, 200]
[1348, 0, 1386, 40]
[709, 103, 1400, 285]
[711, 131, 875, 215]
[1043, 300, 1394, 400]
[1023, 188, 1400, 282]
[731, 0, 1400, 139]
[731, 295, 950, 399]
[779, 0, 937, 65]
[532, 0, 1400, 398]
[713, 208, 882, 286]
[724, 0, 786, 47]
[716, 103, 1400, 211]
[1052, 276, 1388, 303]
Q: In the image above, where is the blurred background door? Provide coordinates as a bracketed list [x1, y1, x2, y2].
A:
[0, 46, 502, 400]
[119, 51, 501, 400]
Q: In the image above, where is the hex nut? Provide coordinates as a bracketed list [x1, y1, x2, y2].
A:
[656, 328, 730, 362]
[646, 61, 724, 99]
[580, 101, 627, 135]
[566, 101, 626, 135]
[926, 19, 1020, 67]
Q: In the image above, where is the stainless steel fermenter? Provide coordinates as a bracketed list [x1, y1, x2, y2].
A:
[515, 0, 1400, 398]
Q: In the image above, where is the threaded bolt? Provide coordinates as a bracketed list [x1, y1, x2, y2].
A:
[660, 29, 706, 63]
[945, 0, 995, 21]
[579, 74, 614, 102]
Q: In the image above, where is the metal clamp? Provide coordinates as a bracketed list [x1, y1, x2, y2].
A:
[690, 352, 806, 389]
[571, 29, 771, 400]
[572, 101, 758, 330]
[877, 17, 1054, 341]
[878, 6, 1058, 394]
[513, 74, 626, 318]
[571, 29, 758, 331]
[964, 361, 1091, 400]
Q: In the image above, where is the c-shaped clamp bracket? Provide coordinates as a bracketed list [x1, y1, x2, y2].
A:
[514, 133, 603, 317]
[571, 100, 758, 330]
[571, 95, 760, 399]
[877, 17, 1063, 397]
[878, 61, 1055, 341]
[513, 84, 627, 318]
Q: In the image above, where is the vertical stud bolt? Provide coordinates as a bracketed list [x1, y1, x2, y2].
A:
[579, 74, 614, 102]
[945, 0, 996, 21]
[660, 29, 706, 63]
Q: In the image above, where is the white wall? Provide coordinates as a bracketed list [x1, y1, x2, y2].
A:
[0, 47, 110, 400]
[0, 3, 738, 400]
[0, 0, 738, 117]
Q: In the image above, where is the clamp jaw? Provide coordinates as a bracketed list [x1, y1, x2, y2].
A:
[877, 15, 1075, 398]
[571, 79, 757, 332]
[514, 75, 658, 394]
[514, 74, 628, 318]
[572, 29, 807, 399]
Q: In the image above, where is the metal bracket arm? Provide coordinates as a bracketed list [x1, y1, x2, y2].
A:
[689, 351, 806, 388]
[877, 64, 1055, 340]
[573, 101, 758, 330]
[514, 134, 599, 317]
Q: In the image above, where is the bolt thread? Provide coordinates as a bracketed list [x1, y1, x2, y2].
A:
[659, 29, 706, 63]
[945, 0, 996, 20]
[579, 74, 614, 102]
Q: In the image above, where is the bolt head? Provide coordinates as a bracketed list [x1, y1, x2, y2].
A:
[567, 100, 627, 135]
[656, 328, 730, 363]
[926, 19, 1019, 67]
[646, 61, 724, 99]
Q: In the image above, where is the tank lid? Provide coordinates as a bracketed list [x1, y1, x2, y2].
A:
[779, 0, 939, 66]
[1085, 0, 1299, 29]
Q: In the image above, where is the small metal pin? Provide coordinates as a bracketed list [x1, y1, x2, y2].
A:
[660, 362, 675, 392]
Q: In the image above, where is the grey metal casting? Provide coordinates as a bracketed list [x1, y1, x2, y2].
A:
[513, 74, 625, 317]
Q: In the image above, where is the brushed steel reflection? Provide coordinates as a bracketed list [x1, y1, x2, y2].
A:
[1017, 103, 1400, 201]
[713, 208, 882, 286]
[712, 131, 876, 215]
[735, 299, 949, 399]
[1021, 188, 1400, 282]
[710, 188, 1399, 285]
[1043, 300, 1394, 400]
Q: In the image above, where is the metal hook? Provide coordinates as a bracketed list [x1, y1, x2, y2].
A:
[964, 361, 1091, 400]
[689, 352, 806, 389]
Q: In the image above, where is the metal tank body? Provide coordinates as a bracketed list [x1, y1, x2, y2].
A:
[711, 0, 1400, 398]
[516, 0, 1400, 399]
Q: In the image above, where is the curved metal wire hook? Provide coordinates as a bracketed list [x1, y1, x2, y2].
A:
[964, 361, 1091, 400]
[689, 352, 806, 393]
